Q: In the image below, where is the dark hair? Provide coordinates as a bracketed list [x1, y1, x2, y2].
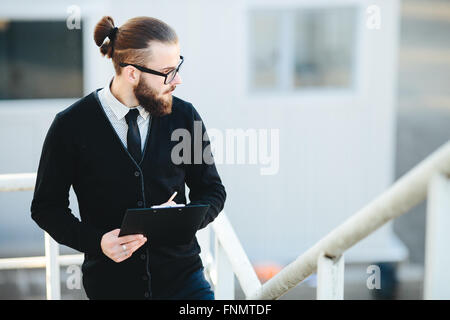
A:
[93, 16, 178, 75]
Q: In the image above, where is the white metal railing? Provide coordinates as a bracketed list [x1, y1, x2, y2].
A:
[0, 173, 36, 192]
[1, 140, 450, 300]
[249, 141, 450, 299]
[210, 213, 261, 298]
[423, 173, 450, 299]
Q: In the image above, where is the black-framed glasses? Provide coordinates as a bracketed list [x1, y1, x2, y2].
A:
[119, 56, 184, 85]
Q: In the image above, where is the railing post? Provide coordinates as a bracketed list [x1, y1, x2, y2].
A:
[44, 232, 60, 300]
[197, 225, 215, 287]
[197, 225, 213, 272]
[317, 252, 344, 300]
[214, 235, 235, 299]
[212, 213, 261, 299]
[424, 173, 450, 299]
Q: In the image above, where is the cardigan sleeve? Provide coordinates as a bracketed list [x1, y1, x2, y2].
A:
[185, 105, 226, 229]
[31, 114, 105, 255]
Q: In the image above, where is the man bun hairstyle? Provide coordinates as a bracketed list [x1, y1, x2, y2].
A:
[93, 16, 178, 75]
[93, 16, 117, 58]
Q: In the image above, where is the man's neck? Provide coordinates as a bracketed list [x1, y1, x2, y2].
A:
[110, 76, 140, 108]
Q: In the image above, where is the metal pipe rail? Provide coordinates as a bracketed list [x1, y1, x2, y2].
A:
[211, 213, 261, 298]
[249, 141, 450, 299]
[0, 254, 82, 270]
[0, 173, 36, 192]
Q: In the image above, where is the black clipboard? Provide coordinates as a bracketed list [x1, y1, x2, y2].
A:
[118, 204, 210, 245]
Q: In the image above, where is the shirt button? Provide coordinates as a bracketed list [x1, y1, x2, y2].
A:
[137, 201, 143, 207]
[144, 292, 149, 298]
[140, 254, 146, 260]
[134, 171, 140, 177]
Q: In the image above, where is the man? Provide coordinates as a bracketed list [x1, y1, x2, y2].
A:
[30, 16, 226, 300]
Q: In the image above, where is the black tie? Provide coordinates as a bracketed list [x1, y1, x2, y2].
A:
[125, 108, 142, 163]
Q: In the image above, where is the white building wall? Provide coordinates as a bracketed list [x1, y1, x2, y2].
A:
[0, 0, 407, 264]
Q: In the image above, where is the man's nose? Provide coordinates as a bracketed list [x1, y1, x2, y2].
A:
[171, 72, 182, 85]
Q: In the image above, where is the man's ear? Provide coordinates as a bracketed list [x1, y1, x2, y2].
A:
[123, 66, 140, 85]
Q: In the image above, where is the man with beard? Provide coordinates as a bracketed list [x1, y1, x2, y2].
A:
[30, 16, 226, 300]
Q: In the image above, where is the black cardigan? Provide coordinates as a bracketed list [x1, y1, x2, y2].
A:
[30, 89, 226, 299]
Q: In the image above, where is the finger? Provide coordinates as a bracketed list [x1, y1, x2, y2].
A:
[111, 229, 120, 236]
[117, 233, 144, 244]
[119, 238, 146, 252]
[119, 235, 146, 246]
[130, 240, 147, 254]
[154, 201, 176, 208]
[115, 238, 147, 262]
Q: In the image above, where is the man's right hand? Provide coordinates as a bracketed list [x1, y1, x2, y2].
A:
[101, 229, 147, 263]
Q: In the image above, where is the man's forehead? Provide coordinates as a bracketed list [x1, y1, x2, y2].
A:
[148, 41, 180, 70]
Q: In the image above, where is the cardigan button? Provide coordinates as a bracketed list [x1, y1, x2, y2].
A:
[137, 201, 143, 207]
[134, 171, 140, 177]
[140, 254, 146, 260]
[144, 292, 150, 298]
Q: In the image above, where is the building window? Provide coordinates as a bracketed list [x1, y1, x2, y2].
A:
[0, 20, 83, 100]
[248, 7, 357, 92]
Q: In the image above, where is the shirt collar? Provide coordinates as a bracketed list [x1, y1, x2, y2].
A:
[103, 77, 149, 121]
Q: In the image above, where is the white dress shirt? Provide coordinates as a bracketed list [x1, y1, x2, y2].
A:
[97, 77, 151, 152]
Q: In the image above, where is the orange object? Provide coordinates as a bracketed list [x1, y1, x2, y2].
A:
[254, 262, 283, 283]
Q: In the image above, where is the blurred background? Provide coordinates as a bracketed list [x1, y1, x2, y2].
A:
[0, 0, 449, 299]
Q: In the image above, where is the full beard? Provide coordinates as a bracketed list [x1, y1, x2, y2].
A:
[133, 79, 174, 117]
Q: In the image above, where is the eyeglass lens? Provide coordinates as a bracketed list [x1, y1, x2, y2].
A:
[165, 58, 183, 84]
